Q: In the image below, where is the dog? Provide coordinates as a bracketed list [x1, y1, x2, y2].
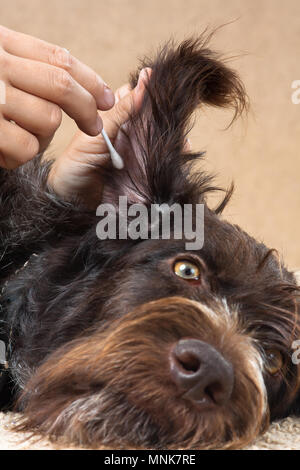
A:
[0, 36, 299, 450]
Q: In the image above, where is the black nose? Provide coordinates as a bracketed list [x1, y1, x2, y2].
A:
[170, 339, 234, 407]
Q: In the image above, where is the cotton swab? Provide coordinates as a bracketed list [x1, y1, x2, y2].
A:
[101, 129, 124, 170]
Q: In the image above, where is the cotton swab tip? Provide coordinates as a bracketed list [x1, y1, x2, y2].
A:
[110, 148, 124, 170]
[101, 129, 124, 170]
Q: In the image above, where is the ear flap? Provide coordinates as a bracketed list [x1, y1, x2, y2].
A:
[101, 36, 247, 207]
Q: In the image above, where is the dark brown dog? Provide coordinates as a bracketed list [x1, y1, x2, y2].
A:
[0, 36, 299, 449]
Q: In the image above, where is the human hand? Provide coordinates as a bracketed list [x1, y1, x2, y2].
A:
[47, 68, 151, 208]
[0, 25, 115, 169]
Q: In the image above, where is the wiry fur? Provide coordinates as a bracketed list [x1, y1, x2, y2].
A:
[0, 37, 299, 449]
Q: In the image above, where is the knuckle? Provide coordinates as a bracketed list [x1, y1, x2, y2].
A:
[38, 105, 62, 138]
[49, 45, 73, 71]
[48, 104, 62, 132]
[51, 69, 73, 97]
[17, 133, 39, 158]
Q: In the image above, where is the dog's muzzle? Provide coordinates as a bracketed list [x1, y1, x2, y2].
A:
[15, 296, 269, 449]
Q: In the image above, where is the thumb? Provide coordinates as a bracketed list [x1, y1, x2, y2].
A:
[101, 67, 152, 142]
[47, 69, 152, 205]
[61, 68, 152, 160]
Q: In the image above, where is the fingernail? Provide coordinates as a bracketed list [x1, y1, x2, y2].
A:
[103, 85, 115, 108]
[184, 138, 192, 150]
[136, 69, 147, 92]
[136, 67, 152, 93]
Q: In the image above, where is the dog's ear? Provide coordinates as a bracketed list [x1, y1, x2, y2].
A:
[101, 36, 247, 207]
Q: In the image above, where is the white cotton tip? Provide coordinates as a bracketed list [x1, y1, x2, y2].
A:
[101, 129, 124, 170]
[110, 148, 125, 170]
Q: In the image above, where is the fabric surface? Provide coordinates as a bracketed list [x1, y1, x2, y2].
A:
[0, 412, 300, 450]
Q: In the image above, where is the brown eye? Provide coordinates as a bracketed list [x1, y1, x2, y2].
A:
[173, 260, 200, 281]
[265, 349, 284, 375]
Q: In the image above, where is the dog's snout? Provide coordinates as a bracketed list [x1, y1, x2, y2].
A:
[170, 339, 234, 407]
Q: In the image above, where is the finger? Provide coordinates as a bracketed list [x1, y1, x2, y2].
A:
[62, 82, 135, 156]
[4, 53, 102, 136]
[102, 68, 152, 139]
[2, 85, 62, 151]
[0, 25, 115, 110]
[0, 119, 39, 169]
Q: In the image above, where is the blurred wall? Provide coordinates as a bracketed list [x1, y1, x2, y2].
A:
[1, 0, 300, 269]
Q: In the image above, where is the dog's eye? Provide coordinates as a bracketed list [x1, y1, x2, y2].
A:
[173, 260, 200, 281]
[265, 349, 283, 375]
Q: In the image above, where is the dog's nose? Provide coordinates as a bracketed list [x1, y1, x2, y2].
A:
[170, 339, 234, 407]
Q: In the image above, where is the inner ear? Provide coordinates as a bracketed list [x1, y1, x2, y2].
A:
[100, 37, 247, 208]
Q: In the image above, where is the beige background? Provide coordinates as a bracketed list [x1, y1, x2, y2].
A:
[1, 0, 300, 269]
